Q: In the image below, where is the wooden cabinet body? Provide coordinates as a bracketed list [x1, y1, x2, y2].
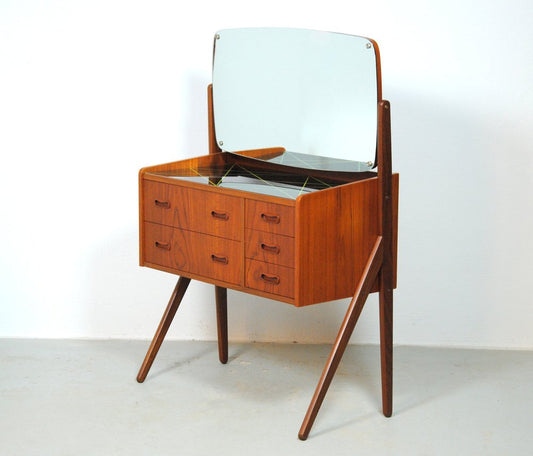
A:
[139, 152, 398, 307]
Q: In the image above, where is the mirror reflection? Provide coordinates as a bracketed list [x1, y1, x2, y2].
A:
[212, 28, 381, 172]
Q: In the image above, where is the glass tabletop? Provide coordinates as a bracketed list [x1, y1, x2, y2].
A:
[148, 162, 339, 199]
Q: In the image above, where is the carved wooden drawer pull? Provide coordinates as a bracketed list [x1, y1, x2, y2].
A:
[211, 254, 228, 264]
[154, 199, 170, 209]
[211, 210, 229, 221]
[154, 241, 171, 250]
[260, 273, 280, 285]
[261, 243, 280, 254]
[261, 213, 280, 224]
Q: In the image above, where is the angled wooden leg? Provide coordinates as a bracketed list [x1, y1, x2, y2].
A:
[136, 276, 191, 383]
[215, 286, 228, 364]
[298, 238, 384, 441]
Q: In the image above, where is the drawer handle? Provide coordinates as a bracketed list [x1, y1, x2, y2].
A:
[261, 243, 280, 254]
[154, 199, 170, 209]
[261, 213, 280, 224]
[154, 241, 171, 250]
[211, 210, 229, 221]
[260, 273, 280, 285]
[211, 254, 228, 265]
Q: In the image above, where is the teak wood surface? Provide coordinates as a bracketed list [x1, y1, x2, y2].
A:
[245, 229, 294, 268]
[137, 81, 398, 440]
[139, 165, 397, 307]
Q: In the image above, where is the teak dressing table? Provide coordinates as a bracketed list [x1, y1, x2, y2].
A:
[136, 28, 398, 440]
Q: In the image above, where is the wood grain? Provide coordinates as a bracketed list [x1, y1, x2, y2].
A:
[139, 165, 146, 266]
[143, 260, 296, 304]
[143, 180, 243, 240]
[141, 156, 397, 306]
[245, 200, 295, 236]
[232, 147, 286, 160]
[245, 259, 295, 298]
[245, 229, 294, 268]
[295, 177, 380, 307]
[143, 222, 242, 285]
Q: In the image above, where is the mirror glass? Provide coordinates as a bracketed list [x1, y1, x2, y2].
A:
[212, 28, 381, 172]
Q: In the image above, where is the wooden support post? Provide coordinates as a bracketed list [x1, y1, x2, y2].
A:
[377, 100, 393, 417]
[208, 85, 229, 365]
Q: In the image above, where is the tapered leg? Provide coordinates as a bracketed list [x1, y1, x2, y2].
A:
[136, 276, 191, 383]
[215, 286, 228, 364]
[298, 238, 384, 441]
[377, 100, 394, 418]
[378, 203, 394, 417]
[379, 280, 393, 417]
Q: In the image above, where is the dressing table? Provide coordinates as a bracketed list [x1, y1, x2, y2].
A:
[136, 28, 398, 440]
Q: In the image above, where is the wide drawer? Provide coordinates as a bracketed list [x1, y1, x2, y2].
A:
[143, 180, 242, 240]
[245, 229, 294, 268]
[245, 259, 294, 298]
[245, 200, 294, 236]
[143, 222, 242, 285]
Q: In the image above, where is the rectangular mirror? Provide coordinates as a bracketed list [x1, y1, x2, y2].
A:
[212, 28, 382, 172]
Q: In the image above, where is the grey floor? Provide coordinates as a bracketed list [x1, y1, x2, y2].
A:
[1, 340, 532, 456]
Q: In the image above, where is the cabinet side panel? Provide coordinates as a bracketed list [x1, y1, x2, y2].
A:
[139, 169, 146, 266]
[295, 179, 380, 306]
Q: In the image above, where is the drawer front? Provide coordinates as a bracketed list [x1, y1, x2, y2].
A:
[143, 180, 242, 240]
[144, 222, 241, 285]
[245, 259, 294, 298]
[245, 200, 294, 236]
[245, 229, 294, 268]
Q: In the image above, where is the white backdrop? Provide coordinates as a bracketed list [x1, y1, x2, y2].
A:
[1, 0, 532, 349]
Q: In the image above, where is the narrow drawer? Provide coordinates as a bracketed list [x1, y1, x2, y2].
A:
[143, 180, 242, 240]
[143, 222, 242, 285]
[245, 229, 294, 268]
[245, 200, 294, 236]
[245, 259, 294, 298]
